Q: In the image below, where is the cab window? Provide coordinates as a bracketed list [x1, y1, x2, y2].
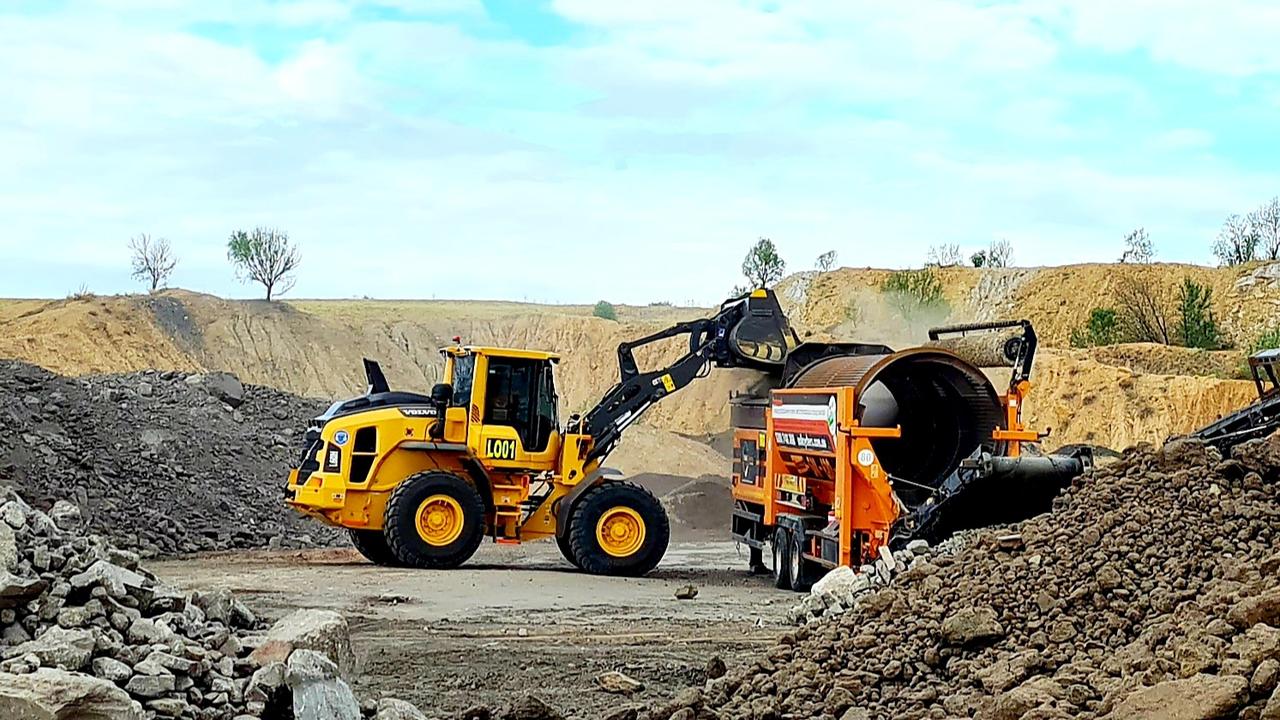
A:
[450, 355, 475, 408]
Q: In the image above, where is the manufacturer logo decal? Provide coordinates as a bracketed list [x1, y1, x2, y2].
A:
[399, 406, 439, 418]
[333, 430, 349, 446]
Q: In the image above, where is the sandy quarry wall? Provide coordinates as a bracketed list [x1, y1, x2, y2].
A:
[779, 261, 1280, 349]
[1, 260, 1276, 457]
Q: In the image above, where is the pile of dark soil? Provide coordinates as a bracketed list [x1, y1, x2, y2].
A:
[0, 360, 335, 556]
[642, 433, 1280, 720]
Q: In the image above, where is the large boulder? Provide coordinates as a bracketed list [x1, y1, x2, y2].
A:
[69, 560, 147, 599]
[1104, 674, 1249, 720]
[286, 649, 360, 720]
[197, 372, 245, 408]
[4, 627, 96, 671]
[0, 668, 143, 720]
[251, 609, 354, 675]
[1229, 590, 1280, 630]
[941, 607, 1005, 647]
[48, 501, 83, 532]
[0, 521, 16, 571]
[0, 572, 47, 608]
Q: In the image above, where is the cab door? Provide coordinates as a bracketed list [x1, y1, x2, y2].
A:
[478, 357, 560, 470]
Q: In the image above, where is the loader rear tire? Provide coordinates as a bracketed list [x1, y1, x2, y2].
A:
[772, 527, 793, 590]
[556, 533, 582, 569]
[568, 482, 669, 577]
[348, 529, 400, 567]
[384, 471, 485, 570]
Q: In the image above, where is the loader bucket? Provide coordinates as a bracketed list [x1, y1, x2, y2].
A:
[723, 290, 798, 371]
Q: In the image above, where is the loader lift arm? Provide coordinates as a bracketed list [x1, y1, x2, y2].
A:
[574, 290, 796, 464]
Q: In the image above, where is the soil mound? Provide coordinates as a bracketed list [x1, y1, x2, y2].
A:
[0, 360, 334, 556]
[662, 477, 733, 539]
[643, 432, 1280, 719]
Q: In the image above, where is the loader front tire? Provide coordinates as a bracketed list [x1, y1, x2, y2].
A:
[384, 471, 485, 570]
[568, 482, 669, 577]
[348, 528, 400, 567]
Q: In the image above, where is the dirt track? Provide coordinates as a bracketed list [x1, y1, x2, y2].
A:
[153, 541, 792, 718]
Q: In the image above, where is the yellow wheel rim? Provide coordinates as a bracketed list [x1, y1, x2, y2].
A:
[416, 494, 464, 546]
[596, 506, 646, 558]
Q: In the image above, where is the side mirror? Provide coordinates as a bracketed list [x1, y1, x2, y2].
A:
[431, 383, 453, 404]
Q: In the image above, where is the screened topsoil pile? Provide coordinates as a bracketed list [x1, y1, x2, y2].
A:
[638, 432, 1280, 720]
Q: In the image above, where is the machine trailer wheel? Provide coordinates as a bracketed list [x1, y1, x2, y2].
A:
[568, 482, 669, 577]
[772, 528, 793, 590]
[348, 528, 400, 567]
[789, 529, 814, 592]
[384, 471, 485, 569]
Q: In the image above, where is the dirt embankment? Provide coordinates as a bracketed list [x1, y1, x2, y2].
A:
[2, 261, 1278, 458]
[779, 261, 1280, 350]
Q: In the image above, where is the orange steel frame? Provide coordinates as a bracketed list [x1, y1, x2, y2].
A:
[744, 386, 903, 567]
[733, 376, 1035, 569]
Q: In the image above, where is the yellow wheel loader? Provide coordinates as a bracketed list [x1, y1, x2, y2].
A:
[285, 290, 798, 576]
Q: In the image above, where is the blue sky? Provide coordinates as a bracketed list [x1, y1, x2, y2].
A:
[2, 0, 1279, 304]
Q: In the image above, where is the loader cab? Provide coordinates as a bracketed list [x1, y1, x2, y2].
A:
[440, 347, 562, 468]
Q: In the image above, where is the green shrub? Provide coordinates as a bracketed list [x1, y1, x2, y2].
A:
[1070, 307, 1122, 348]
[1175, 278, 1222, 350]
[1250, 326, 1280, 355]
[881, 268, 947, 320]
[592, 300, 618, 321]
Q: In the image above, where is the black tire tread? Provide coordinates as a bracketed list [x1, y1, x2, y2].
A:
[556, 532, 582, 569]
[568, 481, 670, 577]
[773, 527, 793, 590]
[384, 471, 485, 569]
[348, 528, 400, 566]
[790, 528, 813, 592]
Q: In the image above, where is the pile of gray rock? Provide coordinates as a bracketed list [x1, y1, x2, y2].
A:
[0, 359, 337, 556]
[0, 488, 424, 719]
[788, 535, 974, 626]
[641, 432, 1280, 720]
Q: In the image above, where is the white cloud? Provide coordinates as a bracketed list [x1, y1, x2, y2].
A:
[1061, 0, 1280, 75]
[1, 1, 1277, 302]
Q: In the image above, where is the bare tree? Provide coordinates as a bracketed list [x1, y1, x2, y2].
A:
[1114, 272, 1172, 344]
[1213, 214, 1260, 266]
[1248, 196, 1280, 260]
[815, 250, 837, 272]
[129, 234, 178, 292]
[227, 227, 301, 301]
[985, 239, 1014, 268]
[926, 243, 963, 267]
[1119, 227, 1154, 264]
